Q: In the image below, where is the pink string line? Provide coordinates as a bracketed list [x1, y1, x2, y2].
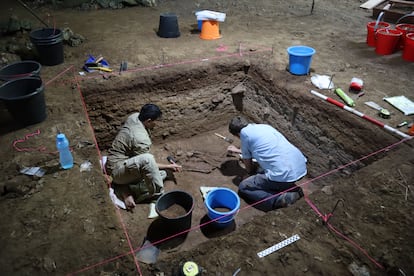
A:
[297, 137, 410, 270]
[45, 65, 74, 86]
[68, 69, 143, 275]
[78, 44, 272, 81]
[69, 137, 409, 275]
[50, 46, 409, 274]
[12, 129, 48, 153]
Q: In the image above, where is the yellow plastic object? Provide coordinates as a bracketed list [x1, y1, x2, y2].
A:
[87, 66, 113, 72]
[335, 88, 355, 107]
[182, 261, 199, 276]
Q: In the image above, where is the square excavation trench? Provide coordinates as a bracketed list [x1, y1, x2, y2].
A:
[81, 60, 397, 254]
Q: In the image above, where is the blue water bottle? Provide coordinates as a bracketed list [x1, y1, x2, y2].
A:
[56, 133, 74, 169]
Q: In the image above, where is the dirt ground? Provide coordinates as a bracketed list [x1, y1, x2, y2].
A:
[0, 0, 414, 275]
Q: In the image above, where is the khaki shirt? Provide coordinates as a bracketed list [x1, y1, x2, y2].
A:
[107, 113, 151, 170]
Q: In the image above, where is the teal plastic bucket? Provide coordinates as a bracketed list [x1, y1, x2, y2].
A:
[205, 188, 240, 228]
[287, 45, 316, 75]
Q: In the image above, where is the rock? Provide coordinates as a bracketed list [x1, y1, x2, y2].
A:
[122, 0, 138, 5]
[42, 257, 57, 272]
[137, 0, 157, 7]
[348, 261, 370, 276]
[7, 16, 21, 33]
[231, 83, 246, 95]
[20, 19, 32, 31]
[0, 52, 21, 67]
[3, 175, 37, 196]
[97, 0, 111, 8]
[62, 27, 85, 47]
[321, 185, 333, 195]
[109, 1, 123, 9]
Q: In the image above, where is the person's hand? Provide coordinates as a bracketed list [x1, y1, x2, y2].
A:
[169, 163, 182, 172]
[227, 145, 240, 154]
[124, 195, 136, 211]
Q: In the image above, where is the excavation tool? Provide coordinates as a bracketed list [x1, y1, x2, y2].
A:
[167, 155, 177, 165]
[214, 133, 233, 143]
[167, 156, 211, 174]
[364, 101, 391, 119]
[310, 90, 411, 139]
[119, 61, 128, 74]
[397, 121, 408, 128]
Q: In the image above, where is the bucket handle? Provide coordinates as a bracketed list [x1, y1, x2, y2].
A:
[396, 12, 414, 25]
[374, 3, 392, 38]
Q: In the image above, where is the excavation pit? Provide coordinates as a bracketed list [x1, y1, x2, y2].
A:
[81, 60, 398, 257]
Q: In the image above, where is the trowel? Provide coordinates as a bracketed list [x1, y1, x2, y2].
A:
[364, 101, 391, 119]
[214, 133, 233, 143]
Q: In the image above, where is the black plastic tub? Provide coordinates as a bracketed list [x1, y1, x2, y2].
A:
[0, 77, 46, 125]
[30, 28, 64, 66]
[157, 13, 180, 38]
[0, 60, 41, 81]
[155, 190, 194, 235]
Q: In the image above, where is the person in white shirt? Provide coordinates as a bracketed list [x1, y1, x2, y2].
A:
[227, 116, 307, 211]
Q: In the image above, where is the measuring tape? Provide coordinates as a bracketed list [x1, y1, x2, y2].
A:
[257, 234, 300, 258]
[379, 108, 390, 119]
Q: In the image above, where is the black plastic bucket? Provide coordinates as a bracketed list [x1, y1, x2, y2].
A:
[157, 13, 180, 38]
[0, 60, 41, 81]
[155, 190, 194, 235]
[0, 77, 46, 125]
[30, 28, 64, 66]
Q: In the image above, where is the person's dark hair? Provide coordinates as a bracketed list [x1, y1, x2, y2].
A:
[138, 104, 162, 122]
[229, 116, 249, 135]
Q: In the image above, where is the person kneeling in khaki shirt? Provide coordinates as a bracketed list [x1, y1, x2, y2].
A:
[107, 103, 182, 210]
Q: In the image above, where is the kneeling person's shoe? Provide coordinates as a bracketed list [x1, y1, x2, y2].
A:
[274, 192, 300, 208]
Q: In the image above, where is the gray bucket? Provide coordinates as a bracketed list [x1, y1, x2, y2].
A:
[0, 77, 46, 125]
[0, 60, 41, 81]
[30, 28, 64, 66]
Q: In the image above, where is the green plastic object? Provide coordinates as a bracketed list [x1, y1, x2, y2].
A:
[335, 88, 355, 107]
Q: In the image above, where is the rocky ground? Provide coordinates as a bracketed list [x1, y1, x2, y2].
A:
[0, 0, 413, 275]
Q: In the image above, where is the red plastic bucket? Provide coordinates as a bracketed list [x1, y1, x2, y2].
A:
[396, 23, 414, 49]
[402, 33, 414, 62]
[366, 21, 390, 47]
[375, 28, 403, 55]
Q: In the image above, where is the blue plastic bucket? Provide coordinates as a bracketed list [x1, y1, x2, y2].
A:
[197, 20, 203, 31]
[287, 45, 316, 75]
[205, 188, 240, 228]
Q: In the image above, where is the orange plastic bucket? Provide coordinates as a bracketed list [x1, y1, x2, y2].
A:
[402, 33, 414, 62]
[200, 20, 221, 40]
[366, 21, 390, 47]
[375, 28, 402, 55]
[396, 23, 414, 49]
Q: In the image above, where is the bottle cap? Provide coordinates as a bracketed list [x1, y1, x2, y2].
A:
[57, 133, 66, 142]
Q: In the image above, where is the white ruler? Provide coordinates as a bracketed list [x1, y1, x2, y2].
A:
[257, 234, 300, 258]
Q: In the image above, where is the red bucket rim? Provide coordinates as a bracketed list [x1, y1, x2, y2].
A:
[396, 23, 414, 32]
[377, 28, 403, 36]
[367, 21, 390, 28]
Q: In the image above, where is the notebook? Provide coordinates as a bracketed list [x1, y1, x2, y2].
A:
[383, 96, 414, 116]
